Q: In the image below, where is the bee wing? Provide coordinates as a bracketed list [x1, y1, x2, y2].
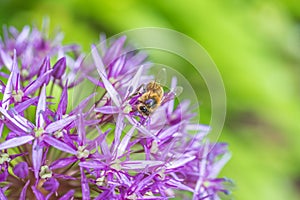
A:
[161, 86, 183, 104]
[171, 86, 183, 97]
[155, 68, 167, 86]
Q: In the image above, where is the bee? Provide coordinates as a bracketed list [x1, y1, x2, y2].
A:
[135, 81, 164, 116]
[129, 67, 182, 118]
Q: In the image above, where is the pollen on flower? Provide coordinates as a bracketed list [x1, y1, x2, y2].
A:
[21, 69, 29, 77]
[34, 127, 44, 137]
[144, 191, 154, 197]
[157, 167, 166, 180]
[39, 165, 52, 179]
[53, 130, 65, 138]
[0, 153, 11, 164]
[203, 180, 211, 188]
[96, 176, 106, 186]
[109, 77, 116, 84]
[126, 193, 137, 200]
[62, 114, 69, 119]
[150, 140, 159, 154]
[12, 90, 24, 102]
[123, 104, 132, 114]
[77, 146, 90, 159]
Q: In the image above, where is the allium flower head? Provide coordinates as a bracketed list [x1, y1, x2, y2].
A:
[0, 23, 231, 199]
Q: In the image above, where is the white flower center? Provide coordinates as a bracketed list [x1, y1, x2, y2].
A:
[39, 165, 52, 179]
[54, 129, 66, 138]
[96, 176, 105, 186]
[127, 194, 137, 200]
[123, 104, 132, 114]
[0, 153, 11, 164]
[12, 90, 24, 102]
[21, 69, 29, 77]
[150, 141, 158, 154]
[34, 127, 44, 137]
[77, 146, 89, 159]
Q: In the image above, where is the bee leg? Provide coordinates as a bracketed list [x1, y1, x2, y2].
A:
[139, 116, 151, 128]
[129, 111, 145, 127]
[127, 84, 145, 100]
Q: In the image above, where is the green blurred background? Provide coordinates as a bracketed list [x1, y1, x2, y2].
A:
[1, 0, 300, 199]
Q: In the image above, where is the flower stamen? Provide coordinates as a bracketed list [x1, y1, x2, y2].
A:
[12, 90, 24, 102]
[39, 165, 52, 179]
[0, 153, 11, 164]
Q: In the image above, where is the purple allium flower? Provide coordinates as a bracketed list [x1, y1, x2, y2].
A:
[0, 23, 231, 199]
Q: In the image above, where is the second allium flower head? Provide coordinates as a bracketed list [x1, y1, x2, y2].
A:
[0, 23, 231, 199]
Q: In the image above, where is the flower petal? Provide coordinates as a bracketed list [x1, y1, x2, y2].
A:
[2, 50, 19, 109]
[86, 75, 104, 88]
[50, 156, 77, 170]
[32, 139, 43, 179]
[95, 105, 119, 114]
[56, 82, 68, 118]
[0, 123, 3, 138]
[91, 45, 121, 106]
[79, 160, 106, 169]
[52, 57, 66, 79]
[14, 97, 38, 113]
[167, 179, 194, 192]
[13, 161, 29, 178]
[111, 114, 124, 155]
[45, 114, 78, 133]
[125, 115, 158, 140]
[96, 126, 111, 157]
[38, 57, 51, 84]
[0, 168, 8, 182]
[58, 190, 75, 200]
[210, 152, 231, 178]
[116, 126, 135, 158]
[0, 107, 33, 133]
[0, 188, 7, 200]
[124, 65, 144, 98]
[42, 178, 59, 192]
[43, 135, 77, 155]
[23, 69, 53, 96]
[121, 160, 164, 170]
[36, 84, 46, 128]
[109, 54, 126, 78]
[0, 48, 12, 70]
[0, 135, 34, 150]
[103, 36, 126, 65]
[80, 167, 90, 200]
[91, 45, 107, 78]
[194, 144, 209, 197]
[77, 114, 85, 145]
[16, 25, 30, 47]
[31, 186, 45, 200]
[166, 156, 196, 169]
[19, 180, 30, 200]
[157, 123, 181, 140]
